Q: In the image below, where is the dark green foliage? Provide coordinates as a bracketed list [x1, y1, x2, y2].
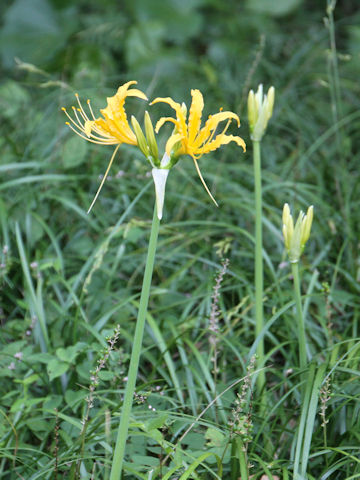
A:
[0, 0, 360, 478]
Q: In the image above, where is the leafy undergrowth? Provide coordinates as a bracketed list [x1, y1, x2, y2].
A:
[1, 0, 360, 479]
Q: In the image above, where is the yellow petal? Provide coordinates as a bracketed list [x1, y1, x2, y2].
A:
[188, 89, 204, 143]
[151, 96, 188, 138]
[205, 111, 240, 131]
[151, 96, 182, 111]
[194, 111, 241, 149]
[84, 120, 95, 137]
[116, 80, 148, 101]
[201, 133, 246, 154]
[165, 133, 183, 157]
[154, 116, 177, 133]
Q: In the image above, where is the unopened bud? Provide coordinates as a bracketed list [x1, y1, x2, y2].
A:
[248, 84, 275, 141]
[282, 203, 314, 263]
[144, 111, 159, 162]
[131, 115, 149, 159]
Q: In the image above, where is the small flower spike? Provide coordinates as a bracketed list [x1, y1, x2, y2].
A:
[151, 89, 246, 206]
[247, 84, 275, 141]
[282, 203, 314, 263]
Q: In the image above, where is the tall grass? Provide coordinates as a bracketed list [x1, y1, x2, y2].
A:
[1, 1, 360, 479]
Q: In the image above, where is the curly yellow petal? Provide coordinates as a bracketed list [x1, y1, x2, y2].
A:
[151, 96, 188, 138]
[155, 116, 177, 133]
[188, 89, 204, 143]
[201, 133, 246, 154]
[165, 133, 184, 157]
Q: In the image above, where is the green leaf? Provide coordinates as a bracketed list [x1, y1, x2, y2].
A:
[47, 358, 69, 381]
[205, 427, 226, 448]
[26, 417, 52, 432]
[56, 343, 85, 364]
[65, 389, 87, 410]
[26, 353, 54, 364]
[145, 414, 168, 432]
[62, 135, 88, 169]
[0, 0, 64, 68]
[98, 370, 115, 381]
[245, 0, 303, 17]
[43, 395, 63, 411]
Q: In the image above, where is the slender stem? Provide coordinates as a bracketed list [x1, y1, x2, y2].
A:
[253, 140, 265, 394]
[237, 438, 249, 480]
[110, 205, 160, 480]
[291, 262, 307, 374]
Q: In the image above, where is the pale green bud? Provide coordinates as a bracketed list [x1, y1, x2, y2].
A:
[300, 205, 314, 248]
[282, 203, 294, 252]
[132, 114, 160, 167]
[247, 84, 275, 141]
[144, 111, 159, 162]
[282, 203, 314, 263]
[131, 115, 149, 158]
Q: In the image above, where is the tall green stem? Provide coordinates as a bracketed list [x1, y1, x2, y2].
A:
[253, 140, 265, 394]
[291, 262, 307, 374]
[110, 205, 160, 480]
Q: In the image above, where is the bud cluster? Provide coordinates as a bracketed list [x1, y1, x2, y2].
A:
[131, 112, 160, 168]
[247, 84, 275, 141]
[282, 203, 314, 263]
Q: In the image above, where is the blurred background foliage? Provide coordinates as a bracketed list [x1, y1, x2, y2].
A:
[1, 0, 360, 478]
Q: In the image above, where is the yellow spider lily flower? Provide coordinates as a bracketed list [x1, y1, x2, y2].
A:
[282, 203, 314, 263]
[62, 80, 148, 146]
[62, 81, 148, 212]
[151, 89, 246, 206]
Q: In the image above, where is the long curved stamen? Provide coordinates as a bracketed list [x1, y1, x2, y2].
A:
[65, 122, 115, 145]
[192, 156, 218, 207]
[63, 105, 121, 143]
[73, 107, 86, 128]
[62, 107, 83, 129]
[75, 93, 91, 122]
[87, 144, 121, 214]
[87, 99, 97, 121]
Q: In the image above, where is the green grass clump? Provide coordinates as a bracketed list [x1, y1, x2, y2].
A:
[1, 0, 360, 479]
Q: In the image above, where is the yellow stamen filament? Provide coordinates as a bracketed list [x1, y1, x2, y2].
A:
[87, 100, 97, 121]
[87, 144, 121, 213]
[193, 156, 218, 207]
[65, 122, 114, 145]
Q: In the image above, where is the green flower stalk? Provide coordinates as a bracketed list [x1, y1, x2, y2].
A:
[282, 203, 314, 376]
[247, 85, 275, 398]
[63, 83, 246, 480]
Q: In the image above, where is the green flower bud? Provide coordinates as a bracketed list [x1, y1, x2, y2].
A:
[131, 115, 149, 159]
[144, 111, 159, 162]
[282, 203, 314, 263]
[247, 84, 275, 141]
